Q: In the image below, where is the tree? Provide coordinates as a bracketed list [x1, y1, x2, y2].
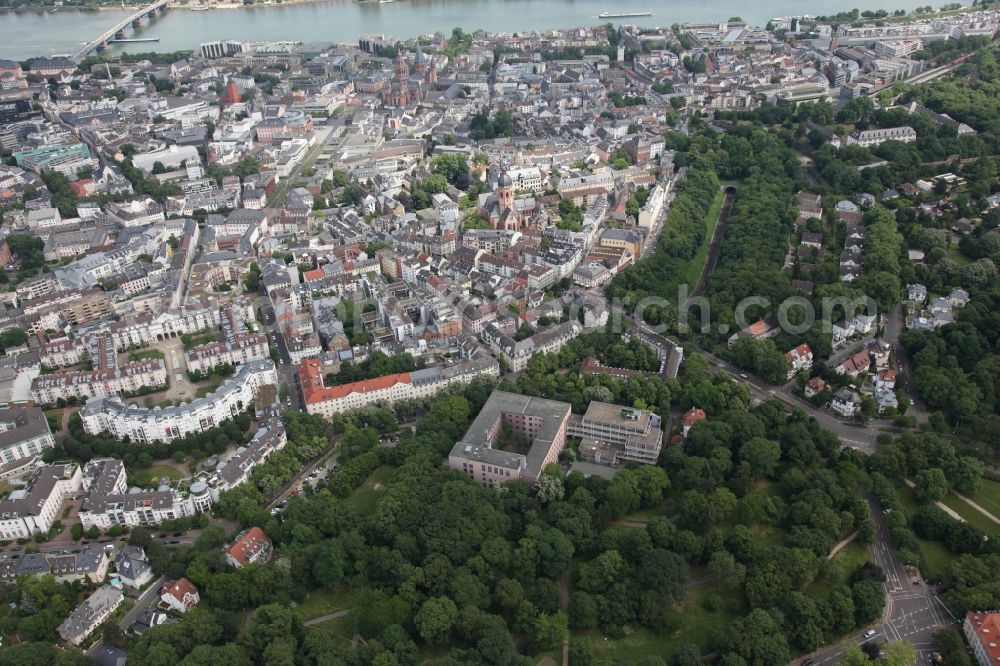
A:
[784, 592, 825, 652]
[932, 628, 972, 666]
[915, 468, 949, 504]
[536, 474, 565, 504]
[532, 611, 568, 651]
[569, 592, 598, 629]
[639, 549, 688, 599]
[353, 591, 409, 638]
[882, 641, 917, 666]
[0, 328, 28, 350]
[672, 644, 702, 666]
[578, 550, 625, 593]
[708, 550, 746, 591]
[852, 579, 886, 625]
[415, 596, 458, 644]
[679, 490, 708, 531]
[723, 608, 791, 666]
[430, 153, 470, 187]
[739, 437, 781, 479]
[950, 456, 984, 494]
[605, 472, 641, 518]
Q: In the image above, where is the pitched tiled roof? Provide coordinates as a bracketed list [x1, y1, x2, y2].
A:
[297, 358, 412, 405]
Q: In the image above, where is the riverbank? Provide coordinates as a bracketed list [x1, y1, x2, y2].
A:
[0, 0, 923, 61]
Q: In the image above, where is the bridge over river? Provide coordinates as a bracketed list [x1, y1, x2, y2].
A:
[72, 0, 169, 62]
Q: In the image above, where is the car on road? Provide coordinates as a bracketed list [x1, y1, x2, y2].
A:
[863, 629, 877, 639]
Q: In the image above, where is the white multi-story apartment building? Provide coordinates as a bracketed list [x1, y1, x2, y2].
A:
[205, 419, 286, 501]
[874, 39, 922, 58]
[110, 306, 226, 349]
[105, 197, 166, 227]
[185, 334, 269, 375]
[0, 408, 57, 474]
[77, 459, 200, 530]
[481, 321, 582, 372]
[31, 359, 167, 405]
[80, 359, 278, 443]
[0, 464, 82, 540]
[845, 126, 917, 147]
[638, 182, 667, 229]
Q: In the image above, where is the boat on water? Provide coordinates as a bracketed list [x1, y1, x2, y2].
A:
[598, 11, 653, 18]
[191, 5, 210, 10]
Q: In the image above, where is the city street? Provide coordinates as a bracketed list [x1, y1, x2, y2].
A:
[883, 303, 928, 422]
[804, 499, 954, 665]
[617, 307, 883, 452]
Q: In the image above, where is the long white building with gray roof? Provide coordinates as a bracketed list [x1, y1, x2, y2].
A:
[79, 358, 277, 443]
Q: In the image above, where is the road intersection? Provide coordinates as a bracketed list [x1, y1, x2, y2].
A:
[805, 500, 954, 665]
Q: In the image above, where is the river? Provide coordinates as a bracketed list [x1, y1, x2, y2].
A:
[1, 0, 922, 60]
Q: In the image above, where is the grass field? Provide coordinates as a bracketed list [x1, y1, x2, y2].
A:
[806, 541, 870, 599]
[195, 378, 224, 398]
[44, 409, 63, 432]
[895, 483, 955, 580]
[968, 479, 1000, 520]
[344, 465, 396, 515]
[587, 586, 742, 663]
[674, 190, 725, 288]
[939, 493, 1000, 535]
[305, 615, 355, 651]
[129, 349, 165, 362]
[293, 586, 357, 621]
[621, 504, 670, 522]
[128, 464, 183, 487]
[945, 248, 971, 266]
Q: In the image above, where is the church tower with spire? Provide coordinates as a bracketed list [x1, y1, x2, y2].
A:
[497, 168, 514, 211]
[414, 42, 428, 76]
[394, 48, 409, 84]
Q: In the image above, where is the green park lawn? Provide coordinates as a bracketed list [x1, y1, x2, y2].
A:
[128, 349, 165, 362]
[674, 190, 725, 288]
[344, 465, 396, 515]
[44, 409, 63, 432]
[128, 464, 183, 487]
[806, 541, 870, 600]
[587, 586, 742, 663]
[621, 503, 670, 523]
[293, 586, 357, 621]
[968, 478, 1000, 519]
[895, 483, 955, 580]
[939, 493, 1000, 535]
[195, 377, 225, 398]
[304, 615, 355, 651]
